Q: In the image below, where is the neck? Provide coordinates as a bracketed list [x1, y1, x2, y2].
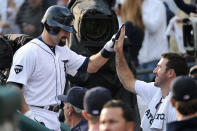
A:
[161, 85, 170, 98]
[177, 111, 197, 121]
[41, 30, 55, 46]
[70, 116, 83, 128]
[161, 78, 174, 98]
[88, 122, 99, 131]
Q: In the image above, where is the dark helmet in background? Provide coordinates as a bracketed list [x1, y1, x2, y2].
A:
[41, 5, 75, 34]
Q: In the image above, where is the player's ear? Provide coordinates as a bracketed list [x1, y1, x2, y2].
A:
[68, 105, 74, 116]
[126, 121, 134, 131]
[170, 97, 175, 107]
[167, 69, 176, 78]
[82, 110, 88, 120]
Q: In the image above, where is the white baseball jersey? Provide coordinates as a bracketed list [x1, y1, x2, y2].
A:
[8, 38, 86, 105]
[135, 80, 177, 131]
[7, 38, 86, 130]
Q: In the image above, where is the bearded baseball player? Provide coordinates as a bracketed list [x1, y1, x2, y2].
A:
[7, 5, 115, 131]
[114, 26, 188, 131]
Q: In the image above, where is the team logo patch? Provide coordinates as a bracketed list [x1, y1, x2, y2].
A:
[62, 60, 68, 79]
[62, 60, 68, 72]
[14, 65, 23, 74]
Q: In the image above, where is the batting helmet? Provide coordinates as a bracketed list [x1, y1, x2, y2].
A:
[41, 5, 75, 34]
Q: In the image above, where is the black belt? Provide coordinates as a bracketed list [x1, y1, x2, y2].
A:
[31, 105, 60, 112]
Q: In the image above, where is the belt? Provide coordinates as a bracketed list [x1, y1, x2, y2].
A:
[31, 105, 60, 112]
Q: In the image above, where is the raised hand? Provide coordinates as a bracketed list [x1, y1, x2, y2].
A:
[114, 25, 125, 53]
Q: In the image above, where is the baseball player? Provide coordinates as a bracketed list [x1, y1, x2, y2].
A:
[114, 26, 188, 131]
[7, 5, 115, 131]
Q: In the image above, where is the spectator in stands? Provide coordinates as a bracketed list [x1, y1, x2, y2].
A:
[58, 86, 88, 131]
[99, 100, 135, 131]
[16, 0, 56, 37]
[167, 76, 197, 131]
[82, 87, 112, 131]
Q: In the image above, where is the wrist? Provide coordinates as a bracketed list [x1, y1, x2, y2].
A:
[101, 48, 113, 58]
[24, 110, 32, 117]
[104, 39, 114, 52]
[101, 39, 115, 58]
[116, 47, 124, 55]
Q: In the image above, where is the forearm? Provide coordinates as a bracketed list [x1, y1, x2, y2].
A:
[116, 50, 136, 94]
[87, 52, 109, 73]
[20, 92, 29, 114]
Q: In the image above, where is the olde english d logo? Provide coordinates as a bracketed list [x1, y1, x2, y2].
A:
[62, 60, 68, 79]
[62, 60, 68, 72]
[14, 65, 23, 74]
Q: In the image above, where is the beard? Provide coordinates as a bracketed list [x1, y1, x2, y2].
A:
[154, 75, 160, 87]
[58, 36, 68, 46]
[154, 81, 159, 87]
[154, 75, 167, 88]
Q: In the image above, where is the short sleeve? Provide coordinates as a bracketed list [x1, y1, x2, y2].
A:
[7, 44, 36, 85]
[65, 48, 86, 76]
[135, 80, 159, 104]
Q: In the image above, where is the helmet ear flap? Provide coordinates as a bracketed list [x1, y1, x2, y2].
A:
[44, 23, 60, 35]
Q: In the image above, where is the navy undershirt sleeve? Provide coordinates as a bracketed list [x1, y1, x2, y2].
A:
[78, 57, 90, 72]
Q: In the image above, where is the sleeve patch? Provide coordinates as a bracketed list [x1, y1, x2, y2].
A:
[14, 65, 23, 74]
